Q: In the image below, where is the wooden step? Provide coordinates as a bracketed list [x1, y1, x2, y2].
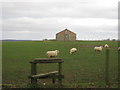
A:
[29, 71, 58, 79]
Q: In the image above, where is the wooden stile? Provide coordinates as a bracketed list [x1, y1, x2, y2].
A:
[29, 58, 64, 85]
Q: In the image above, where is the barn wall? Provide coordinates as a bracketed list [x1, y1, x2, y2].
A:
[56, 30, 76, 41]
[67, 31, 76, 41]
[69, 33, 76, 41]
[56, 31, 65, 41]
[56, 34, 65, 41]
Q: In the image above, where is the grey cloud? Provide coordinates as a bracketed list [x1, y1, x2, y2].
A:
[2, 2, 117, 19]
[2, 0, 118, 40]
[3, 30, 56, 40]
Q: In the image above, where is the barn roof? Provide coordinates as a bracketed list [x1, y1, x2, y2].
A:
[56, 29, 76, 35]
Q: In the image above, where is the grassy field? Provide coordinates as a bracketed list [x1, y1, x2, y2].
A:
[2, 41, 119, 88]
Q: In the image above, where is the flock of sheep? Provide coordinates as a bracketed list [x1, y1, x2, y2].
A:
[94, 44, 109, 53]
[46, 44, 120, 58]
[46, 48, 77, 58]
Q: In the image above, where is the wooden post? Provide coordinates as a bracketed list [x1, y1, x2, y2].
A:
[31, 62, 37, 84]
[58, 62, 62, 85]
[52, 73, 56, 84]
[105, 48, 109, 86]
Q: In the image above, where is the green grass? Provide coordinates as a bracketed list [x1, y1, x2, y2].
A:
[2, 41, 119, 88]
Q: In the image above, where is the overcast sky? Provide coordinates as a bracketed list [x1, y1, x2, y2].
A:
[1, 0, 119, 40]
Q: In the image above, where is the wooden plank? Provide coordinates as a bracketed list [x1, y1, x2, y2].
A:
[29, 71, 58, 79]
[29, 75, 64, 79]
[39, 75, 64, 79]
[33, 58, 62, 60]
[30, 58, 64, 63]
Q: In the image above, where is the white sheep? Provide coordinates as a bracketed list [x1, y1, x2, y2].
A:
[94, 46, 103, 53]
[104, 44, 109, 48]
[118, 47, 120, 51]
[70, 48, 77, 54]
[46, 50, 59, 58]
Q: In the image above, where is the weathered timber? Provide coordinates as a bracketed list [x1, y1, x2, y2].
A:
[52, 73, 56, 84]
[29, 74, 64, 79]
[29, 71, 58, 78]
[31, 63, 37, 84]
[58, 62, 62, 84]
[29, 58, 64, 84]
[30, 58, 64, 63]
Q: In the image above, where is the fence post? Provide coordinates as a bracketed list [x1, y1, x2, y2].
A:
[105, 48, 110, 86]
[118, 50, 120, 88]
[31, 62, 37, 84]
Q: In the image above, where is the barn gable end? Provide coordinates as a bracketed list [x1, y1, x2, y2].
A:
[56, 29, 76, 41]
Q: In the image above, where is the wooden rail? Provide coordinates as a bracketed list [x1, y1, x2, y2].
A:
[29, 71, 58, 79]
[30, 58, 64, 63]
[29, 58, 64, 85]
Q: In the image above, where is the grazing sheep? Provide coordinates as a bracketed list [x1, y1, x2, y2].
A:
[94, 46, 103, 53]
[118, 47, 120, 51]
[70, 48, 77, 54]
[104, 44, 109, 48]
[46, 50, 59, 58]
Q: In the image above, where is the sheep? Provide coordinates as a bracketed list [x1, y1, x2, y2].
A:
[94, 46, 103, 53]
[46, 50, 59, 58]
[104, 44, 109, 48]
[70, 48, 77, 54]
[118, 47, 120, 51]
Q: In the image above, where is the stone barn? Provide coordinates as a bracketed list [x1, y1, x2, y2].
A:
[56, 29, 76, 41]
